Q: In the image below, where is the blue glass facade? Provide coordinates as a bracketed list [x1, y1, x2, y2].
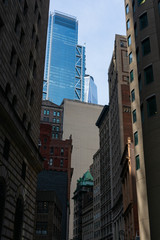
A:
[43, 12, 85, 105]
[84, 75, 98, 104]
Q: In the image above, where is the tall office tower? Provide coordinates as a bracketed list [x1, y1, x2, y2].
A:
[0, 1, 49, 239]
[43, 11, 86, 105]
[62, 99, 103, 239]
[84, 75, 98, 104]
[108, 35, 133, 240]
[96, 105, 112, 240]
[124, 0, 160, 239]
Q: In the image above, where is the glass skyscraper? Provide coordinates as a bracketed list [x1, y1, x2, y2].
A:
[43, 11, 86, 105]
[84, 75, 98, 104]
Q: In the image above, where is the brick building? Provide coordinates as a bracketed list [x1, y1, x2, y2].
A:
[0, 1, 49, 239]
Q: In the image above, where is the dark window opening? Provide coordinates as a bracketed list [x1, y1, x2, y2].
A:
[25, 81, 30, 98]
[37, 13, 41, 25]
[33, 62, 36, 77]
[136, 155, 140, 170]
[23, 0, 28, 15]
[16, 59, 21, 77]
[20, 28, 25, 45]
[0, 16, 4, 32]
[35, 36, 39, 50]
[147, 95, 157, 117]
[14, 15, 21, 35]
[21, 161, 26, 181]
[22, 113, 27, 125]
[30, 90, 34, 106]
[27, 122, 31, 133]
[144, 65, 154, 84]
[131, 89, 135, 102]
[10, 46, 16, 65]
[142, 37, 150, 56]
[12, 95, 17, 108]
[5, 83, 11, 97]
[0, 178, 6, 236]
[61, 148, 64, 156]
[133, 110, 137, 123]
[13, 197, 24, 240]
[50, 147, 54, 154]
[134, 131, 138, 146]
[139, 12, 148, 30]
[3, 137, 10, 160]
[36, 222, 48, 235]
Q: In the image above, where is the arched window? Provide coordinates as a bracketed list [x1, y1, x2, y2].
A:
[0, 178, 6, 236]
[13, 197, 24, 240]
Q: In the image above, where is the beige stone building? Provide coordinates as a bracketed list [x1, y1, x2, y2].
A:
[124, 0, 160, 239]
[108, 34, 133, 240]
[0, 1, 49, 239]
[62, 99, 103, 240]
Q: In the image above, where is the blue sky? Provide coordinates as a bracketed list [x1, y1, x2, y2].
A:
[49, 0, 126, 105]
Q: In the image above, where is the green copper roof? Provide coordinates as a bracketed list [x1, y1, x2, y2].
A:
[83, 170, 93, 182]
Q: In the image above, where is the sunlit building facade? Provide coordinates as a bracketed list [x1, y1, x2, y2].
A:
[43, 11, 85, 105]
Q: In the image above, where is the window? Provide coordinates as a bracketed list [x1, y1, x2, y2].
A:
[49, 158, 53, 166]
[138, 0, 145, 6]
[126, 19, 130, 30]
[53, 111, 56, 116]
[46, 110, 50, 115]
[60, 159, 63, 167]
[144, 65, 154, 84]
[53, 118, 56, 123]
[52, 133, 55, 139]
[57, 112, 60, 116]
[16, 59, 21, 77]
[33, 62, 36, 77]
[14, 15, 20, 34]
[36, 222, 48, 235]
[129, 52, 132, 64]
[50, 147, 54, 154]
[0, 178, 6, 236]
[139, 12, 148, 30]
[44, 109, 46, 115]
[141, 104, 144, 123]
[134, 131, 138, 146]
[20, 28, 25, 45]
[130, 70, 134, 82]
[128, 35, 131, 46]
[136, 155, 140, 170]
[52, 126, 55, 131]
[126, 4, 129, 14]
[23, 0, 28, 15]
[10, 46, 16, 65]
[37, 202, 48, 213]
[142, 38, 150, 56]
[56, 118, 60, 123]
[21, 161, 26, 181]
[13, 197, 24, 240]
[133, 110, 137, 123]
[131, 89, 135, 102]
[44, 138, 47, 143]
[56, 126, 59, 131]
[61, 148, 64, 156]
[147, 95, 157, 117]
[3, 137, 10, 160]
[25, 81, 30, 97]
[55, 134, 58, 139]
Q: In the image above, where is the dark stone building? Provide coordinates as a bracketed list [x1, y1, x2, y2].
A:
[37, 170, 68, 240]
[0, 1, 49, 239]
[35, 191, 62, 240]
[73, 170, 93, 240]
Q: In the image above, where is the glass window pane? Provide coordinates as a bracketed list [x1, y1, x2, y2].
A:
[131, 89, 135, 102]
[134, 131, 138, 146]
[127, 19, 130, 30]
[144, 65, 154, 84]
[136, 155, 140, 170]
[139, 12, 148, 30]
[129, 52, 132, 64]
[130, 70, 134, 82]
[133, 109, 137, 123]
[126, 4, 129, 14]
[142, 38, 150, 56]
[147, 95, 157, 117]
[128, 35, 131, 46]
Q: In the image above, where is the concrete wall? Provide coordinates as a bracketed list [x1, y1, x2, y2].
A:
[62, 99, 103, 240]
